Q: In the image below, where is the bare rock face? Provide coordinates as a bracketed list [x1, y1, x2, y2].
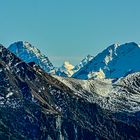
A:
[0, 45, 140, 140]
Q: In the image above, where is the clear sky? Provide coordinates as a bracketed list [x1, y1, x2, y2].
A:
[0, 0, 140, 66]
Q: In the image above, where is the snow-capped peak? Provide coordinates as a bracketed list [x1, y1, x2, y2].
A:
[73, 42, 140, 79]
[23, 41, 42, 57]
[8, 41, 54, 72]
[54, 61, 74, 77]
[63, 61, 74, 71]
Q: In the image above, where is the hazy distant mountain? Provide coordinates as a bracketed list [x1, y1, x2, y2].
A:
[8, 41, 54, 73]
[55, 55, 94, 77]
[1, 44, 140, 139]
[73, 42, 140, 79]
[55, 61, 75, 77]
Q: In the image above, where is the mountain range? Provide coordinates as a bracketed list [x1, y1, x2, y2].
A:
[1, 41, 140, 139]
[8, 41, 140, 80]
[8, 41, 94, 78]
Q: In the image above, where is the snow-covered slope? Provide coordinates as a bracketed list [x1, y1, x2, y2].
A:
[73, 42, 140, 79]
[53, 72, 140, 113]
[8, 41, 54, 73]
[73, 54, 94, 72]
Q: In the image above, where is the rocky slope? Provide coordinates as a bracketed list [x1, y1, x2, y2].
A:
[73, 42, 140, 79]
[1, 45, 140, 139]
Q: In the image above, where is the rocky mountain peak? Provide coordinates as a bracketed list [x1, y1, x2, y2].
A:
[8, 41, 54, 72]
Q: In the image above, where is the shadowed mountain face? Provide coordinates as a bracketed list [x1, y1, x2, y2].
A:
[1, 45, 140, 140]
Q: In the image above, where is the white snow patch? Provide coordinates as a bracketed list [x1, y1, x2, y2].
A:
[6, 92, 13, 98]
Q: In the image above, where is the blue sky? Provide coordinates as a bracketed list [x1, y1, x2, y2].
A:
[0, 0, 140, 66]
